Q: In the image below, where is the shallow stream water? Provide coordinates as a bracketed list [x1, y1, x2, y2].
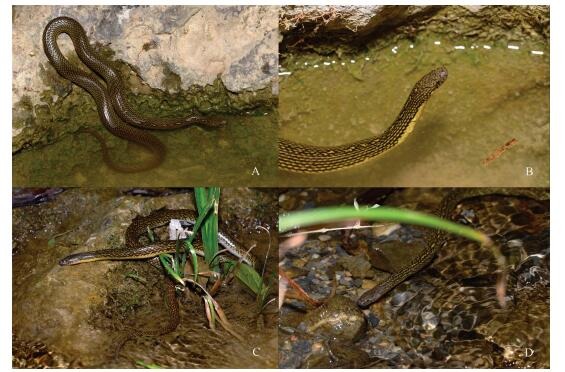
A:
[278, 188, 549, 368]
[13, 112, 277, 187]
[279, 32, 549, 186]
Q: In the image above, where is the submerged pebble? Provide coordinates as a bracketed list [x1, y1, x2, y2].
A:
[300, 296, 367, 342]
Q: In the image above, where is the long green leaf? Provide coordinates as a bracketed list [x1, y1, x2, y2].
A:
[279, 206, 490, 245]
[224, 260, 265, 296]
[159, 254, 184, 286]
[195, 187, 220, 270]
[185, 241, 199, 282]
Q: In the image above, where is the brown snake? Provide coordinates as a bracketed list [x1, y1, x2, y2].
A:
[279, 67, 448, 173]
[357, 188, 549, 307]
[43, 16, 224, 173]
[59, 208, 254, 355]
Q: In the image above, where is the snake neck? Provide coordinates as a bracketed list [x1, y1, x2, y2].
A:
[278, 68, 447, 173]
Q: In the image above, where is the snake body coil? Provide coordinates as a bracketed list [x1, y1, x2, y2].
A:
[357, 188, 549, 307]
[59, 208, 254, 353]
[279, 67, 448, 173]
[60, 209, 255, 267]
[43, 17, 223, 173]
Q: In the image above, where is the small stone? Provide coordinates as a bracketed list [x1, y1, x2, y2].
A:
[390, 291, 416, 307]
[372, 223, 401, 237]
[421, 311, 439, 331]
[361, 279, 378, 289]
[318, 234, 332, 242]
[292, 339, 312, 355]
[292, 258, 307, 268]
[301, 296, 367, 342]
[338, 255, 372, 278]
[507, 239, 523, 248]
[311, 342, 324, 352]
[366, 313, 380, 328]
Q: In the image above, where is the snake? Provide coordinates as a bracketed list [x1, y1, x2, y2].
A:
[357, 188, 549, 307]
[58, 208, 255, 353]
[278, 66, 448, 173]
[280, 189, 549, 368]
[43, 16, 224, 173]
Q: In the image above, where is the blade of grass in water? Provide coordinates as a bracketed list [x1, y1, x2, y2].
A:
[279, 206, 490, 245]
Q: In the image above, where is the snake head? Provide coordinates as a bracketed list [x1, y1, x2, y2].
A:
[418, 66, 448, 91]
[185, 115, 227, 128]
[206, 116, 228, 127]
[59, 252, 95, 266]
[407, 66, 448, 105]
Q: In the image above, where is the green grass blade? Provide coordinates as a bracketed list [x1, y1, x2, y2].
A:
[186, 196, 214, 246]
[279, 206, 490, 245]
[136, 360, 162, 368]
[159, 254, 184, 286]
[224, 260, 266, 296]
[185, 241, 199, 282]
[195, 187, 220, 270]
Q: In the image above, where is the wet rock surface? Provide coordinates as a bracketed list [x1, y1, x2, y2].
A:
[13, 188, 278, 368]
[300, 296, 367, 342]
[279, 295, 370, 369]
[279, 188, 549, 368]
[13, 5, 277, 153]
[280, 5, 549, 51]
